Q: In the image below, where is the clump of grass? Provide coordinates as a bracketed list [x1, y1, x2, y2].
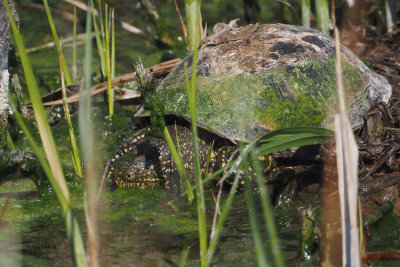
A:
[204, 127, 333, 265]
[4, 0, 87, 265]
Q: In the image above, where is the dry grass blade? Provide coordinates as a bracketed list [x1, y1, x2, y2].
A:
[320, 139, 343, 266]
[334, 27, 360, 267]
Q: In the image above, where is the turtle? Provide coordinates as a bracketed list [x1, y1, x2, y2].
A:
[107, 22, 392, 189]
[107, 120, 248, 190]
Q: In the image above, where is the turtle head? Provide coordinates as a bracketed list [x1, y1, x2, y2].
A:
[107, 146, 161, 189]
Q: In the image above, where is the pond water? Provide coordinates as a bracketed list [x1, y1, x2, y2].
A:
[1, 184, 305, 266]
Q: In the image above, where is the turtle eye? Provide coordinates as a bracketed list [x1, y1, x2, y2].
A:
[125, 173, 134, 181]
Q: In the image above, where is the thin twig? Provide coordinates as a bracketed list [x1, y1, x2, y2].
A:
[362, 143, 400, 180]
[26, 58, 181, 107]
[361, 172, 400, 195]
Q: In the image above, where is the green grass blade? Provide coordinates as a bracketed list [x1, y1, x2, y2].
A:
[105, 4, 109, 55]
[257, 135, 330, 156]
[315, 0, 330, 35]
[207, 170, 240, 263]
[188, 19, 207, 267]
[65, 209, 88, 267]
[179, 243, 190, 267]
[185, 0, 201, 53]
[143, 89, 194, 202]
[42, 0, 72, 85]
[243, 158, 270, 267]
[105, 4, 113, 115]
[59, 43, 82, 178]
[111, 8, 115, 79]
[251, 151, 284, 267]
[72, 6, 77, 83]
[98, 0, 105, 49]
[162, 124, 194, 202]
[258, 127, 334, 142]
[6, 129, 15, 150]
[185, 1, 208, 265]
[302, 0, 311, 28]
[91, 0, 107, 77]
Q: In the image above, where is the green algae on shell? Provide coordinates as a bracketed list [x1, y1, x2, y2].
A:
[138, 22, 392, 142]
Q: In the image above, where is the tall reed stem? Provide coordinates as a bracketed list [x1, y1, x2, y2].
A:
[80, 9, 99, 267]
[315, 0, 330, 35]
[185, 0, 208, 266]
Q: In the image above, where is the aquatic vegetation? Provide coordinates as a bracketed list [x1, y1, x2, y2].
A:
[1, 0, 398, 266]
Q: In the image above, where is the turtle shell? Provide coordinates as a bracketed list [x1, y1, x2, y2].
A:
[141, 23, 392, 142]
